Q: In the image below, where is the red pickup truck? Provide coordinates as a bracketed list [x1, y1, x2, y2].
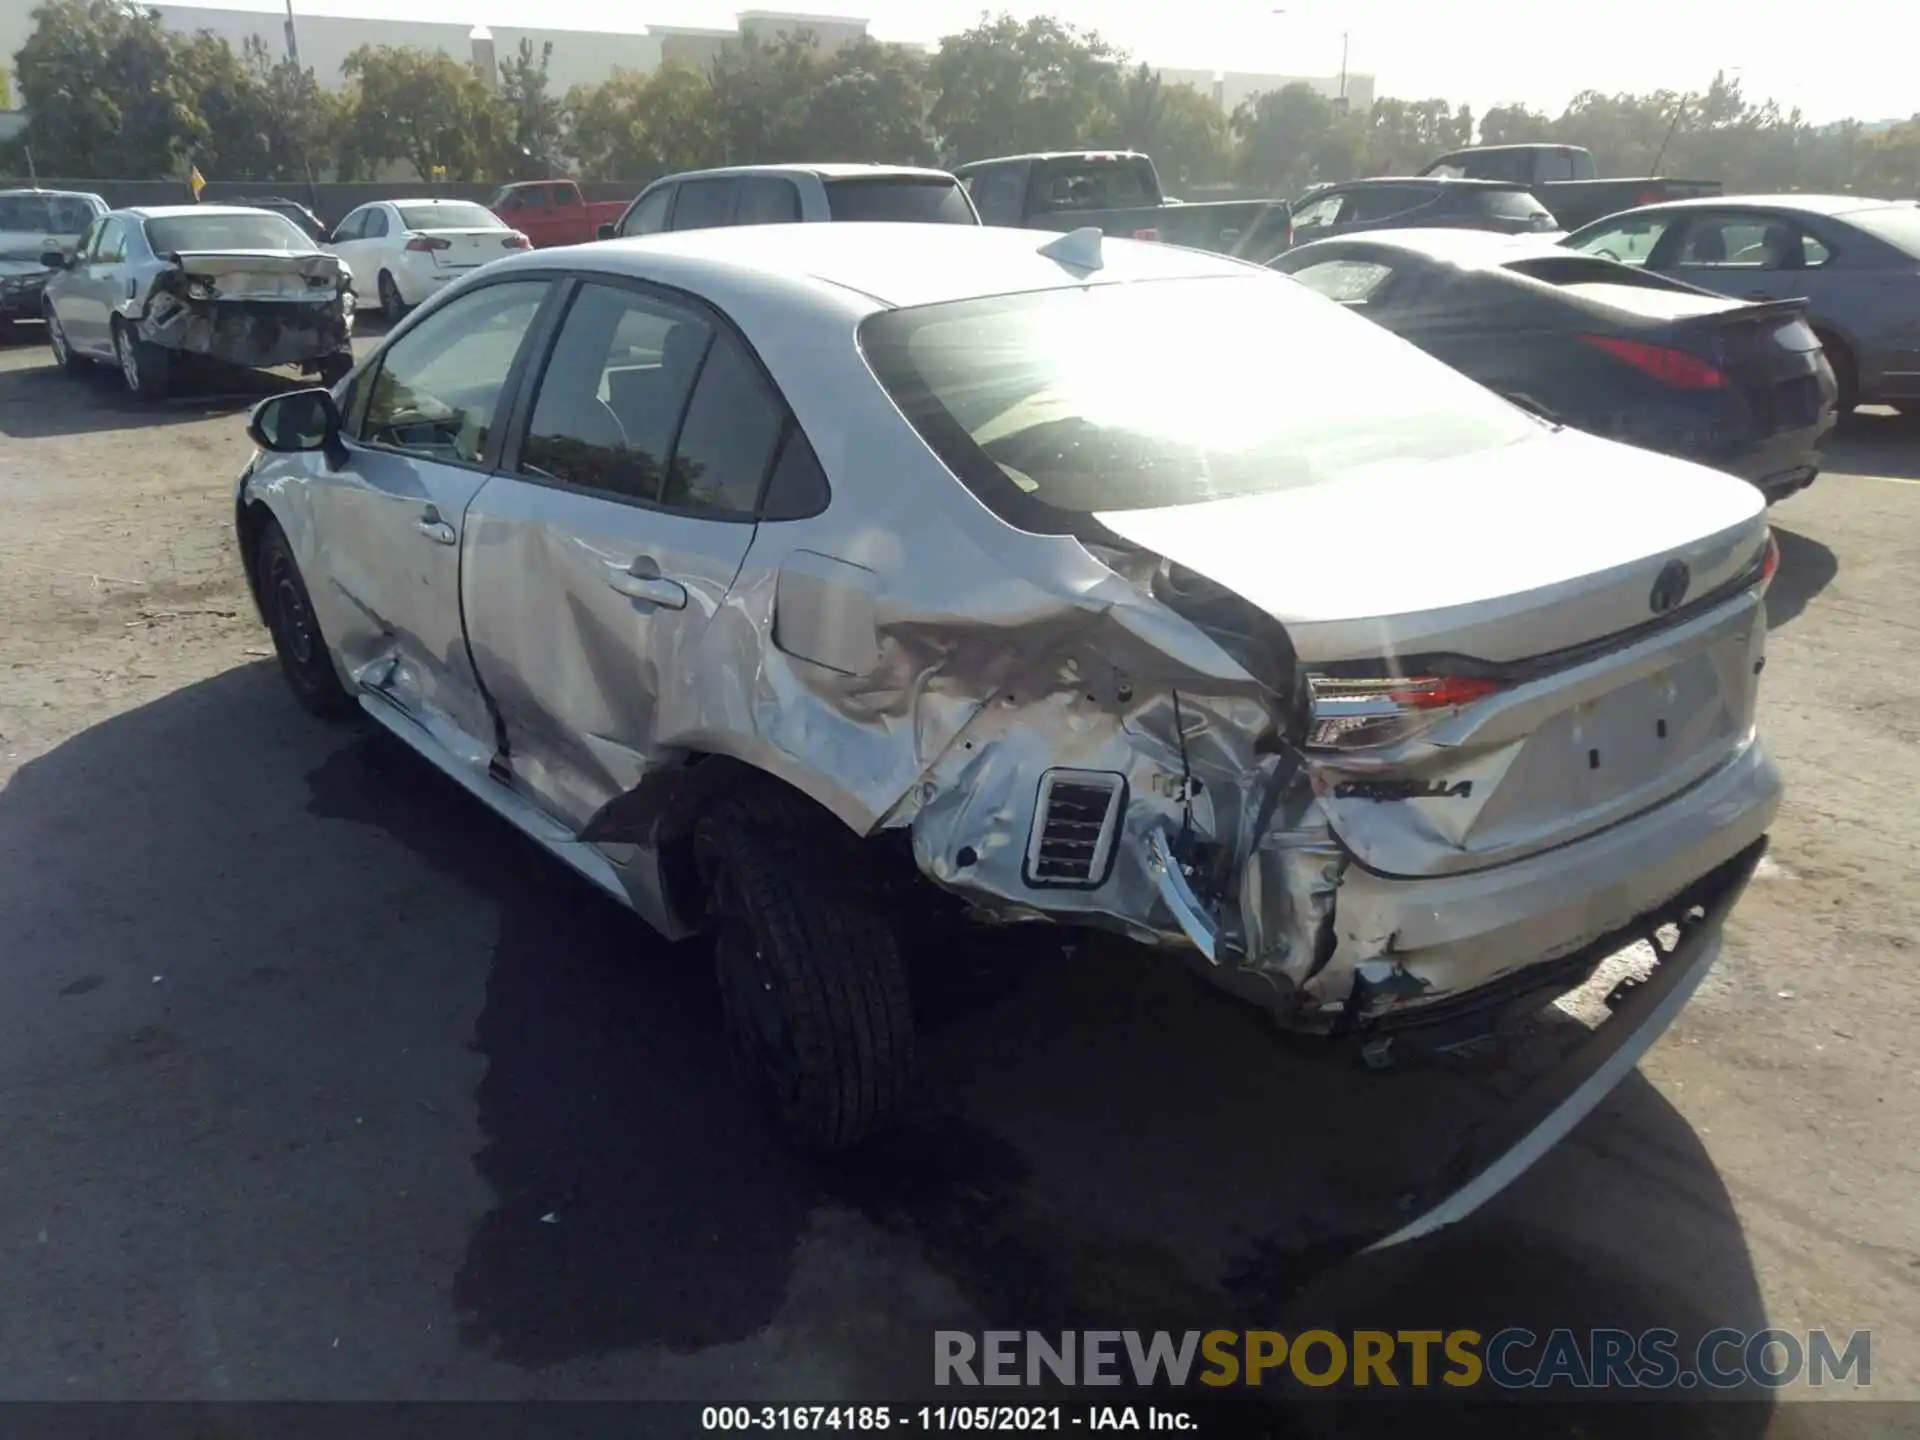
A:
[486, 180, 629, 249]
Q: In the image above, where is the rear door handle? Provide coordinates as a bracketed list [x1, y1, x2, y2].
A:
[606, 561, 688, 609]
[414, 516, 456, 545]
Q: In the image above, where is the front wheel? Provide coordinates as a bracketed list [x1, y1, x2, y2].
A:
[46, 305, 88, 373]
[255, 515, 354, 719]
[696, 792, 915, 1152]
[112, 318, 170, 401]
[315, 352, 353, 387]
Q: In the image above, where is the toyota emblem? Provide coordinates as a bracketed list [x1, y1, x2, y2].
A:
[1649, 559, 1692, 615]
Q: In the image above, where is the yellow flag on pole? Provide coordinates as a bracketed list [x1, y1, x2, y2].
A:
[189, 165, 207, 201]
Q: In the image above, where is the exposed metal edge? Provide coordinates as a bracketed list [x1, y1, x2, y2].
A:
[1144, 824, 1219, 962]
[354, 691, 632, 908]
[1361, 926, 1726, 1254]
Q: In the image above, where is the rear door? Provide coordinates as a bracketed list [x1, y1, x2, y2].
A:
[460, 275, 785, 828]
[70, 215, 128, 351]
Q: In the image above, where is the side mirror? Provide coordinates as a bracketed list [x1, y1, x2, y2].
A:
[248, 387, 344, 463]
[41, 250, 68, 270]
[596, 222, 616, 241]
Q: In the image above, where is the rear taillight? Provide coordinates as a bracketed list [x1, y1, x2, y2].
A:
[1132, 227, 1161, 241]
[1757, 530, 1781, 591]
[1305, 674, 1504, 750]
[404, 235, 451, 252]
[1581, 333, 1726, 389]
[1637, 187, 1665, 205]
[502, 232, 531, 250]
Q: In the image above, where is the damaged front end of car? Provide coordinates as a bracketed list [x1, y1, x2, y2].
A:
[138, 251, 351, 370]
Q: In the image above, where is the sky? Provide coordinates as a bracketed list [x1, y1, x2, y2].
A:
[191, 0, 1917, 125]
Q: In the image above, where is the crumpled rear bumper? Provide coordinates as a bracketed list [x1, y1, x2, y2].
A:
[141, 296, 351, 368]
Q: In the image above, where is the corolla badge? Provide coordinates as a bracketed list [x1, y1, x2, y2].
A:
[1649, 558, 1692, 615]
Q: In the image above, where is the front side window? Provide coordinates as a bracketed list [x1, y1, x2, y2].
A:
[1345, 186, 1432, 223]
[1564, 214, 1675, 267]
[331, 208, 368, 242]
[1291, 193, 1345, 231]
[358, 280, 550, 464]
[74, 218, 105, 260]
[145, 212, 312, 254]
[860, 275, 1538, 528]
[518, 283, 714, 501]
[621, 187, 673, 237]
[966, 170, 1025, 227]
[363, 208, 390, 240]
[93, 219, 127, 264]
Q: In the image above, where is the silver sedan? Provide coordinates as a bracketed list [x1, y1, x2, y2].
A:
[234, 224, 1781, 1244]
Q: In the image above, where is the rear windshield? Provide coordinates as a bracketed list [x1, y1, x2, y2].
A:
[397, 202, 503, 232]
[859, 275, 1539, 529]
[824, 178, 977, 225]
[1033, 161, 1157, 212]
[144, 212, 313, 254]
[1847, 204, 1920, 257]
[0, 194, 98, 234]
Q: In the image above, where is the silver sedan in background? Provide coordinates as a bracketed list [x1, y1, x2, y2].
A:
[1562, 195, 1920, 415]
[234, 224, 1780, 1250]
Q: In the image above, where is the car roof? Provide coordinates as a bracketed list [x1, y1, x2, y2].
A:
[1592, 193, 1909, 219]
[656, 163, 958, 184]
[1309, 176, 1532, 191]
[954, 151, 1149, 169]
[120, 205, 284, 221]
[1286, 228, 1569, 268]
[509, 221, 1256, 311]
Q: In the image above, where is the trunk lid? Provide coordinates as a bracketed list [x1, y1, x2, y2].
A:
[1096, 427, 1773, 878]
[415, 228, 515, 269]
[168, 250, 346, 300]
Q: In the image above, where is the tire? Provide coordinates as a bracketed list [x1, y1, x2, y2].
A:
[45, 304, 88, 373]
[695, 789, 915, 1152]
[1817, 331, 1857, 415]
[377, 270, 408, 320]
[112, 318, 170, 402]
[255, 516, 354, 719]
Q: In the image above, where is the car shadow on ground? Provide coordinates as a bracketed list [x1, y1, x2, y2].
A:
[0, 352, 324, 438]
[1765, 525, 1838, 631]
[0, 664, 1779, 1428]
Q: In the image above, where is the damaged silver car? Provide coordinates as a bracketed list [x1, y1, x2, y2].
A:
[235, 223, 1781, 1239]
[43, 205, 352, 400]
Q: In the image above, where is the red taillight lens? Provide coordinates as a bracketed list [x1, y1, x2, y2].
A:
[1305, 674, 1504, 749]
[404, 235, 451, 252]
[502, 231, 531, 249]
[1638, 188, 1665, 205]
[1132, 227, 1161, 241]
[1758, 530, 1780, 590]
[1581, 333, 1727, 389]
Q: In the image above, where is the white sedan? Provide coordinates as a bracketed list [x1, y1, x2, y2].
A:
[326, 198, 530, 317]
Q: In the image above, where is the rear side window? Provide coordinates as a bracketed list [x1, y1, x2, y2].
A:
[1565, 215, 1675, 267]
[1345, 186, 1435, 223]
[824, 178, 977, 225]
[735, 176, 802, 225]
[1035, 161, 1155, 212]
[663, 332, 787, 516]
[1482, 189, 1554, 222]
[672, 178, 738, 231]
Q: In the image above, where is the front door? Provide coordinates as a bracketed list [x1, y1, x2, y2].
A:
[317, 276, 556, 746]
[461, 276, 782, 829]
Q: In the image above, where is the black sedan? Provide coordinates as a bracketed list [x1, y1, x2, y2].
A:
[1269, 229, 1838, 503]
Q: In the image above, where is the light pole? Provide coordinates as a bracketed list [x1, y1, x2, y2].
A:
[283, 0, 302, 68]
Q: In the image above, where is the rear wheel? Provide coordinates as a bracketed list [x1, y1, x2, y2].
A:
[377, 270, 408, 320]
[695, 789, 915, 1153]
[255, 516, 353, 719]
[112, 318, 170, 402]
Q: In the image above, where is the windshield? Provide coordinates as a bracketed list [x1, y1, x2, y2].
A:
[860, 275, 1539, 528]
[824, 179, 978, 225]
[398, 202, 504, 232]
[0, 194, 98, 235]
[1847, 204, 1920, 258]
[145, 212, 313, 255]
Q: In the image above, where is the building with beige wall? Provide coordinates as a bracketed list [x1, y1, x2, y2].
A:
[1157, 67, 1376, 117]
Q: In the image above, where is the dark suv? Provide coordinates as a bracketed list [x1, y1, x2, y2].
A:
[1290, 178, 1560, 242]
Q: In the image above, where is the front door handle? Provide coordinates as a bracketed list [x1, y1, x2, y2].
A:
[414, 516, 456, 545]
[606, 560, 687, 609]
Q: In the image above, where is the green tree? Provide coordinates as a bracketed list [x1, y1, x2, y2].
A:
[1234, 82, 1340, 193]
[565, 64, 723, 182]
[806, 37, 935, 164]
[1360, 97, 1471, 174]
[337, 44, 509, 181]
[497, 37, 564, 178]
[242, 36, 339, 182]
[927, 13, 1122, 164]
[1478, 103, 1552, 145]
[13, 0, 207, 177]
[0, 66, 12, 110]
[706, 28, 827, 163]
[1112, 65, 1231, 190]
